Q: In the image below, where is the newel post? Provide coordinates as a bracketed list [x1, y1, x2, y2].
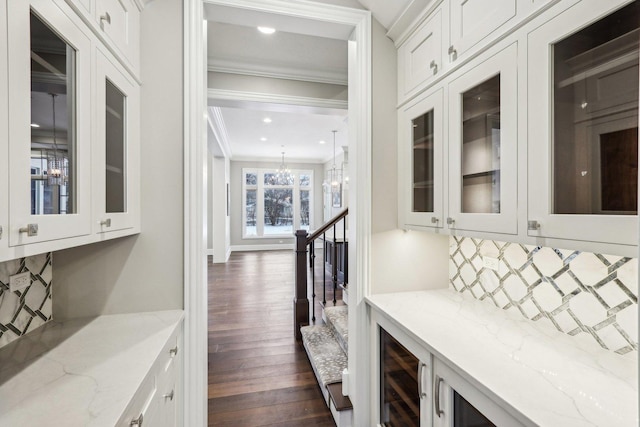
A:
[294, 230, 309, 340]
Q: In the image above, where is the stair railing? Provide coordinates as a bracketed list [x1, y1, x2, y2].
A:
[294, 208, 348, 340]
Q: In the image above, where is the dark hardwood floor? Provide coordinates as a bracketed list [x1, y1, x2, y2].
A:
[208, 250, 336, 426]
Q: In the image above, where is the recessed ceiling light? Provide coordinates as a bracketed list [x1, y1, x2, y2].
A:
[258, 26, 276, 35]
[263, 117, 272, 124]
[260, 137, 267, 141]
[30, 123, 40, 128]
[319, 140, 326, 144]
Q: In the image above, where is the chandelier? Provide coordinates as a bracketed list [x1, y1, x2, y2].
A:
[275, 150, 294, 185]
[324, 130, 342, 191]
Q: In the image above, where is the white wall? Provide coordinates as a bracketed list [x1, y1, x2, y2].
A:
[369, 19, 449, 294]
[230, 160, 324, 249]
[53, 0, 184, 318]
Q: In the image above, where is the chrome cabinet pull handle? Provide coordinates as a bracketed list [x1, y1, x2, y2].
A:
[100, 12, 111, 25]
[169, 346, 178, 357]
[448, 45, 457, 56]
[130, 413, 143, 426]
[430, 60, 438, 75]
[417, 363, 427, 399]
[434, 375, 444, 418]
[163, 390, 175, 401]
[0, 225, 3, 239]
[19, 224, 38, 236]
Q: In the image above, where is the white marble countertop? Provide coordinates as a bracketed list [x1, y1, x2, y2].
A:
[0, 310, 184, 426]
[366, 290, 638, 427]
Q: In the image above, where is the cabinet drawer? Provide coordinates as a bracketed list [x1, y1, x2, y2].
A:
[449, 0, 516, 60]
[117, 372, 157, 427]
[95, 0, 140, 71]
[398, 10, 442, 100]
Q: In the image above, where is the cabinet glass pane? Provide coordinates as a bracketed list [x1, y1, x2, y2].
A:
[453, 391, 496, 427]
[380, 328, 420, 427]
[461, 75, 501, 213]
[30, 12, 76, 215]
[553, 2, 639, 215]
[106, 80, 127, 213]
[412, 110, 434, 212]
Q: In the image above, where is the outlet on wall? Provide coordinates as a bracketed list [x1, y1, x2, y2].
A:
[9, 272, 31, 292]
[482, 256, 500, 271]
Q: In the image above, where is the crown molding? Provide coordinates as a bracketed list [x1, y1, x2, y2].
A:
[387, 0, 440, 45]
[207, 58, 348, 86]
[207, 107, 232, 158]
[207, 88, 348, 112]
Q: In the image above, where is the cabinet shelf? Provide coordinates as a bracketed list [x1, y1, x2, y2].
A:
[463, 169, 499, 179]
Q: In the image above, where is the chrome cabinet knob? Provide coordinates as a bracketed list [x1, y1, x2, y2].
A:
[430, 60, 438, 75]
[163, 390, 175, 401]
[100, 12, 111, 26]
[19, 224, 38, 236]
[100, 218, 112, 227]
[130, 413, 143, 426]
[169, 346, 178, 357]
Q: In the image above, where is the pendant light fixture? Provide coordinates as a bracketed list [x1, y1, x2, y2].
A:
[46, 93, 67, 186]
[276, 148, 293, 185]
[330, 130, 340, 189]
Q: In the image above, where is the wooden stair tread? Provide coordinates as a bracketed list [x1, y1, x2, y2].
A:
[327, 383, 353, 411]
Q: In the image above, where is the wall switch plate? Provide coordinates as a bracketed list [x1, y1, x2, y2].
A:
[9, 272, 31, 292]
[483, 256, 500, 271]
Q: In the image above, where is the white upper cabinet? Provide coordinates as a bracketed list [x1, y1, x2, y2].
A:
[398, 10, 442, 100]
[64, 0, 140, 76]
[94, 48, 140, 235]
[399, 87, 445, 229]
[7, 0, 93, 246]
[527, 0, 638, 247]
[448, 0, 516, 62]
[448, 43, 518, 235]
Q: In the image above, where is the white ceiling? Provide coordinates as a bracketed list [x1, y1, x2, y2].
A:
[216, 106, 348, 163]
[206, 0, 415, 163]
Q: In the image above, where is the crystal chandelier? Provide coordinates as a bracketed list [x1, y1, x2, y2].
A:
[275, 150, 294, 185]
[47, 93, 67, 186]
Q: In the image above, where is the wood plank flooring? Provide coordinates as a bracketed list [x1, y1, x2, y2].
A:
[208, 250, 336, 426]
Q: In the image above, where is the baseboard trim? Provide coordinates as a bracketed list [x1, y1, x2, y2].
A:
[206, 249, 214, 256]
[231, 244, 294, 252]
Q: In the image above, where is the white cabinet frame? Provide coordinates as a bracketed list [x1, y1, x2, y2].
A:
[94, 47, 140, 235]
[7, 0, 93, 247]
[448, 42, 518, 235]
[527, 0, 638, 247]
[399, 87, 445, 230]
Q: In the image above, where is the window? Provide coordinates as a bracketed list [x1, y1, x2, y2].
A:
[243, 169, 313, 238]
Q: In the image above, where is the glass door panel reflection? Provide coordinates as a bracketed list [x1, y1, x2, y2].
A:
[553, 2, 639, 215]
[453, 391, 496, 427]
[30, 11, 76, 215]
[461, 75, 501, 213]
[380, 327, 420, 427]
[412, 110, 435, 213]
[105, 80, 126, 213]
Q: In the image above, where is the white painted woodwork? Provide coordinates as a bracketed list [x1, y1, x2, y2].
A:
[448, 43, 518, 235]
[527, 0, 638, 247]
[448, 0, 516, 61]
[0, 3, 8, 260]
[398, 87, 445, 229]
[64, 0, 141, 78]
[7, 0, 93, 247]
[94, 47, 140, 235]
[398, 9, 442, 100]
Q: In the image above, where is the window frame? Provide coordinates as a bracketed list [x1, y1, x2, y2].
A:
[242, 168, 314, 239]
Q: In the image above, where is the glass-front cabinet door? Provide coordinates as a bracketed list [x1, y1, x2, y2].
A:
[94, 49, 139, 234]
[379, 327, 432, 427]
[448, 43, 518, 234]
[528, 0, 639, 246]
[7, 0, 92, 245]
[399, 88, 444, 229]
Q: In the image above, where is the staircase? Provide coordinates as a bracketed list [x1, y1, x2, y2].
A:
[294, 209, 352, 427]
[301, 304, 352, 426]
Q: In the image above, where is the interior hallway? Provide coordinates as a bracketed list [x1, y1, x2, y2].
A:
[207, 251, 335, 426]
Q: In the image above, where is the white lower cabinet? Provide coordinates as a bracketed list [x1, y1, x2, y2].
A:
[119, 324, 182, 427]
[375, 313, 524, 427]
[432, 359, 525, 427]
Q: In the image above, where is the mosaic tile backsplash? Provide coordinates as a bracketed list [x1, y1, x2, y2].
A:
[0, 253, 52, 349]
[449, 236, 638, 355]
